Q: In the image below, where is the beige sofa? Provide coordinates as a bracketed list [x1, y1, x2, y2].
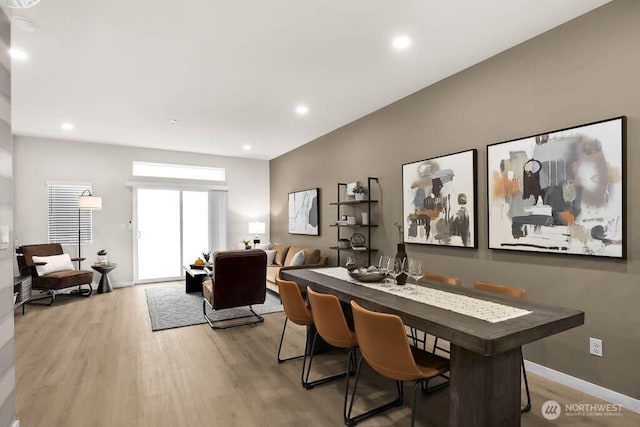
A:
[265, 244, 328, 293]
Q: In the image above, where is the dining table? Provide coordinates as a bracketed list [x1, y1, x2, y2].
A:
[281, 267, 585, 427]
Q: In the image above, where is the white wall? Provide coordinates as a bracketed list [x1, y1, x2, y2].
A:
[14, 136, 270, 285]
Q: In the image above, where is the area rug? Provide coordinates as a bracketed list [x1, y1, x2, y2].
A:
[145, 285, 283, 331]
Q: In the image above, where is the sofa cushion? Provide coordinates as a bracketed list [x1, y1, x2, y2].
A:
[32, 254, 75, 276]
[284, 246, 320, 266]
[263, 249, 277, 266]
[289, 250, 306, 266]
[272, 244, 290, 266]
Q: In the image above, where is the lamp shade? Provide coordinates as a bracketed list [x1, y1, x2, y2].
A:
[248, 221, 265, 235]
[78, 195, 102, 210]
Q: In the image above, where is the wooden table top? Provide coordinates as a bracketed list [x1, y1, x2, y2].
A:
[282, 268, 584, 356]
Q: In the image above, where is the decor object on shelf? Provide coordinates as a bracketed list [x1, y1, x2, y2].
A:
[346, 182, 358, 196]
[352, 183, 367, 201]
[402, 149, 477, 248]
[337, 239, 350, 249]
[487, 116, 625, 258]
[77, 190, 102, 269]
[350, 232, 366, 248]
[97, 249, 108, 265]
[248, 221, 266, 247]
[288, 188, 319, 235]
[361, 212, 369, 225]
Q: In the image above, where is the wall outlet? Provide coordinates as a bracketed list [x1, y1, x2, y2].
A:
[590, 337, 603, 357]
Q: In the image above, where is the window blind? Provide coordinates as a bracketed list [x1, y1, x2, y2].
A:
[48, 183, 92, 245]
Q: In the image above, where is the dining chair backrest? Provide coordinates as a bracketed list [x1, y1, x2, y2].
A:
[423, 272, 461, 287]
[307, 287, 357, 348]
[350, 301, 422, 381]
[473, 281, 527, 299]
[276, 278, 313, 325]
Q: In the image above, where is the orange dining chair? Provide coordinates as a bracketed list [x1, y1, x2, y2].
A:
[306, 287, 358, 421]
[276, 278, 314, 387]
[346, 301, 450, 427]
[473, 280, 531, 413]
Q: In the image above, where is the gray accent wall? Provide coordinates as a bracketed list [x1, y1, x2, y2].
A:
[0, 8, 14, 427]
[270, 0, 640, 398]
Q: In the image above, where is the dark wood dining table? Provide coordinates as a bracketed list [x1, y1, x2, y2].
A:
[282, 268, 584, 427]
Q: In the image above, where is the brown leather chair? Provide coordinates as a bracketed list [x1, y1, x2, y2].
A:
[306, 287, 358, 420]
[17, 243, 94, 305]
[347, 301, 450, 427]
[202, 249, 267, 329]
[473, 280, 531, 413]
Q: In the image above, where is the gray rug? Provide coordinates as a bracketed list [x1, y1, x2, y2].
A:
[145, 285, 283, 331]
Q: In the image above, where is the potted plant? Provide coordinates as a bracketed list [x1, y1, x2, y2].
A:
[202, 251, 211, 264]
[241, 239, 252, 250]
[97, 249, 108, 265]
[352, 183, 368, 201]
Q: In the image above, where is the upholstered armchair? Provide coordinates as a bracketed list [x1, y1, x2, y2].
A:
[202, 249, 267, 329]
[17, 243, 94, 305]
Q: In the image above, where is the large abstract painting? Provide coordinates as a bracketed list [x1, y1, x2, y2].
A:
[402, 149, 477, 247]
[487, 116, 625, 258]
[288, 188, 320, 235]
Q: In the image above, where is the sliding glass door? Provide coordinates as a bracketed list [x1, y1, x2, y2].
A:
[134, 187, 226, 283]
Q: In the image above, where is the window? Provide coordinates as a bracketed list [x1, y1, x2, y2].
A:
[132, 161, 225, 181]
[48, 183, 93, 245]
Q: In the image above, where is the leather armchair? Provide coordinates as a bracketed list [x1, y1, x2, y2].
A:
[17, 243, 94, 305]
[202, 249, 267, 329]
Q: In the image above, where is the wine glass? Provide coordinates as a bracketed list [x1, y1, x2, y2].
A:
[408, 259, 423, 284]
[391, 257, 407, 285]
[378, 255, 390, 283]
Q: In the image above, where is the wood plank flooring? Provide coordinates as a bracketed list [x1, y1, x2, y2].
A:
[14, 283, 640, 427]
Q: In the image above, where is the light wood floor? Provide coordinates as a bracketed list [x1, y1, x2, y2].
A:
[14, 283, 639, 427]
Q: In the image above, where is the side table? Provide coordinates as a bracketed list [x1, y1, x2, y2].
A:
[92, 263, 117, 294]
[183, 265, 210, 294]
[14, 275, 32, 315]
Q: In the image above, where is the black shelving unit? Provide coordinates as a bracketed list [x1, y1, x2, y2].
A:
[329, 177, 379, 266]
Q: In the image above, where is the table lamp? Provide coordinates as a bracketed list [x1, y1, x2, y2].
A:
[248, 222, 265, 248]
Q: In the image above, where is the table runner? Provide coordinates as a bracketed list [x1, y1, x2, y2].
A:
[311, 267, 531, 323]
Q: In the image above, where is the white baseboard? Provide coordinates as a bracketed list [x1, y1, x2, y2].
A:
[525, 360, 640, 414]
[11, 419, 20, 427]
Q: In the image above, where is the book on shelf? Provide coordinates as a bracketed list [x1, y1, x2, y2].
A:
[351, 246, 367, 251]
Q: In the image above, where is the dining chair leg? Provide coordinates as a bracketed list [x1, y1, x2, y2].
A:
[304, 333, 355, 390]
[343, 347, 357, 423]
[411, 380, 423, 427]
[277, 318, 306, 363]
[521, 355, 532, 413]
[345, 357, 404, 426]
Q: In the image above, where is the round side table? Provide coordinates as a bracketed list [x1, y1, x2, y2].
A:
[92, 263, 117, 294]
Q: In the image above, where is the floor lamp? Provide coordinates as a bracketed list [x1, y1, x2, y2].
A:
[78, 190, 102, 270]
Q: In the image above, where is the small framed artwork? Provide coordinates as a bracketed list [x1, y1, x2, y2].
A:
[288, 188, 320, 235]
[487, 116, 626, 258]
[402, 149, 477, 247]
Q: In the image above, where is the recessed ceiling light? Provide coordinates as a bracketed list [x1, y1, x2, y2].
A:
[169, 119, 178, 124]
[9, 48, 28, 60]
[61, 122, 74, 130]
[242, 144, 251, 151]
[295, 105, 309, 115]
[392, 36, 412, 50]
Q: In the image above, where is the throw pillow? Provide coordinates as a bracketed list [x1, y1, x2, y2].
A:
[32, 254, 75, 276]
[255, 243, 272, 250]
[263, 249, 277, 266]
[289, 250, 306, 266]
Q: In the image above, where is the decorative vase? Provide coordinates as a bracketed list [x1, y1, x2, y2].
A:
[394, 243, 408, 285]
[355, 193, 366, 201]
[98, 255, 108, 265]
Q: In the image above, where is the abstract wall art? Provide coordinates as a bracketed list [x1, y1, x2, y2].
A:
[288, 188, 320, 235]
[487, 116, 626, 258]
[402, 149, 477, 247]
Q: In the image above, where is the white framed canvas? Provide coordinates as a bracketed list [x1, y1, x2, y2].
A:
[288, 188, 320, 235]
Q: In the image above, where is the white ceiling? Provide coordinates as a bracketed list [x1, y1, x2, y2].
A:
[9, 0, 610, 160]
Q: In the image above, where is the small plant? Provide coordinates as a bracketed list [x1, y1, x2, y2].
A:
[97, 249, 107, 256]
[202, 251, 211, 262]
[241, 238, 251, 249]
[352, 183, 367, 194]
